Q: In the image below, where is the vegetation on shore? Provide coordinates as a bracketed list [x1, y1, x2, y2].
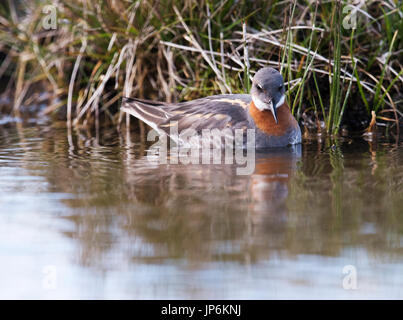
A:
[0, 0, 402, 136]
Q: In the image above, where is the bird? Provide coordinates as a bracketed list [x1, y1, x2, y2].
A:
[121, 67, 301, 148]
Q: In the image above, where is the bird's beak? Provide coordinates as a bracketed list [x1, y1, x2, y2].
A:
[266, 99, 278, 124]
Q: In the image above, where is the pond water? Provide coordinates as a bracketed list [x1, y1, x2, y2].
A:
[0, 119, 402, 299]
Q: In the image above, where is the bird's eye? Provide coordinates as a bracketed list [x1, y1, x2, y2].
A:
[278, 84, 283, 91]
[257, 84, 263, 91]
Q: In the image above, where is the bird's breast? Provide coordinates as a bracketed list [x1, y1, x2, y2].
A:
[248, 101, 298, 137]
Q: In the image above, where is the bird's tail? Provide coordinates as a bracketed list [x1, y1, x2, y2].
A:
[121, 97, 171, 132]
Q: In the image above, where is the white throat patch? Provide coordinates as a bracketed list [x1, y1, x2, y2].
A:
[252, 95, 285, 111]
[275, 95, 285, 108]
[252, 96, 271, 111]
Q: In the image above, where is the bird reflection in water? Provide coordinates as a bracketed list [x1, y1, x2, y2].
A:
[249, 145, 301, 225]
[121, 144, 301, 264]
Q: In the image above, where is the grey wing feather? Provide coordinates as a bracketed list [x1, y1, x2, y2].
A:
[159, 94, 251, 133]
[121, 95, 252, 136]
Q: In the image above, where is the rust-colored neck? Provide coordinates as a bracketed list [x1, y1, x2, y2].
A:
[249, 101, 296, 136]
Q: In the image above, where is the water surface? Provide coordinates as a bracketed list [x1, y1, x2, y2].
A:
[0, 120, 402, 299]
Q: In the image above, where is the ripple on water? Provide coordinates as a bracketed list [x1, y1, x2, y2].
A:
[0, 122, 402, 298]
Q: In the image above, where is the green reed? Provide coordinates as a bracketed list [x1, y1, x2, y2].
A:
[327, 0, 343, 135]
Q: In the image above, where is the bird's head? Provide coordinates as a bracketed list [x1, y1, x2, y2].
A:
[250, 67, 286, 124]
